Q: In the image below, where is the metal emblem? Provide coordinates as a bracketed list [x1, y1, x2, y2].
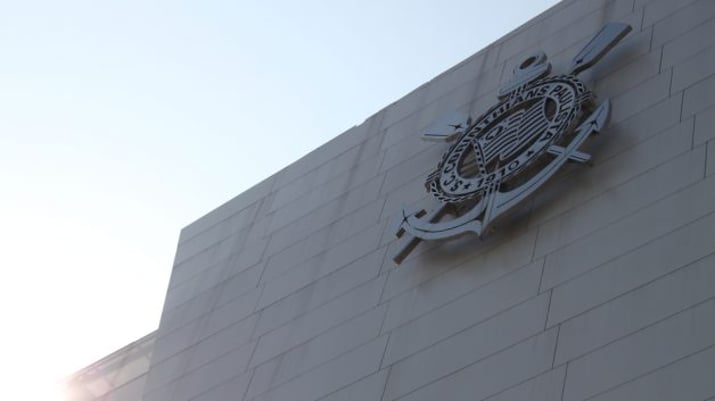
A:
[393, 22, 632, 264]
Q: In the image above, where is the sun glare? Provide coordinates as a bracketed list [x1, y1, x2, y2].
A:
[2, 375, 65, 401]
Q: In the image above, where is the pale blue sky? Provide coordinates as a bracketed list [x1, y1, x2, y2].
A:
[0, 0, 559, 398]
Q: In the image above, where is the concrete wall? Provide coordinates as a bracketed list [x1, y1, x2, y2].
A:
[140, 0, 715, 400]
[65, 332, 156, 401]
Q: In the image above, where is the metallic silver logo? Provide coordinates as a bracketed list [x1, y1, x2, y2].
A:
[393, 22, 632, 264]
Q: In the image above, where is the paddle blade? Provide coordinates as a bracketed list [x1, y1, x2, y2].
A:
[570, 22, 632, 75]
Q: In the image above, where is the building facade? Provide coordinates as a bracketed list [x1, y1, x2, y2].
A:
[65, 332, 156, 401]
[68, 0, 715, 400]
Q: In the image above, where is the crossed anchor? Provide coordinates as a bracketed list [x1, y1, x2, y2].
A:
[393, 22, 631, 264]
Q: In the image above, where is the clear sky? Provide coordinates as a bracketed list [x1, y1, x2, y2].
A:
[0, 1, 559, 399]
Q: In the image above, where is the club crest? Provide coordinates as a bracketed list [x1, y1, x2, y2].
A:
[393, 22, 632, 264]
